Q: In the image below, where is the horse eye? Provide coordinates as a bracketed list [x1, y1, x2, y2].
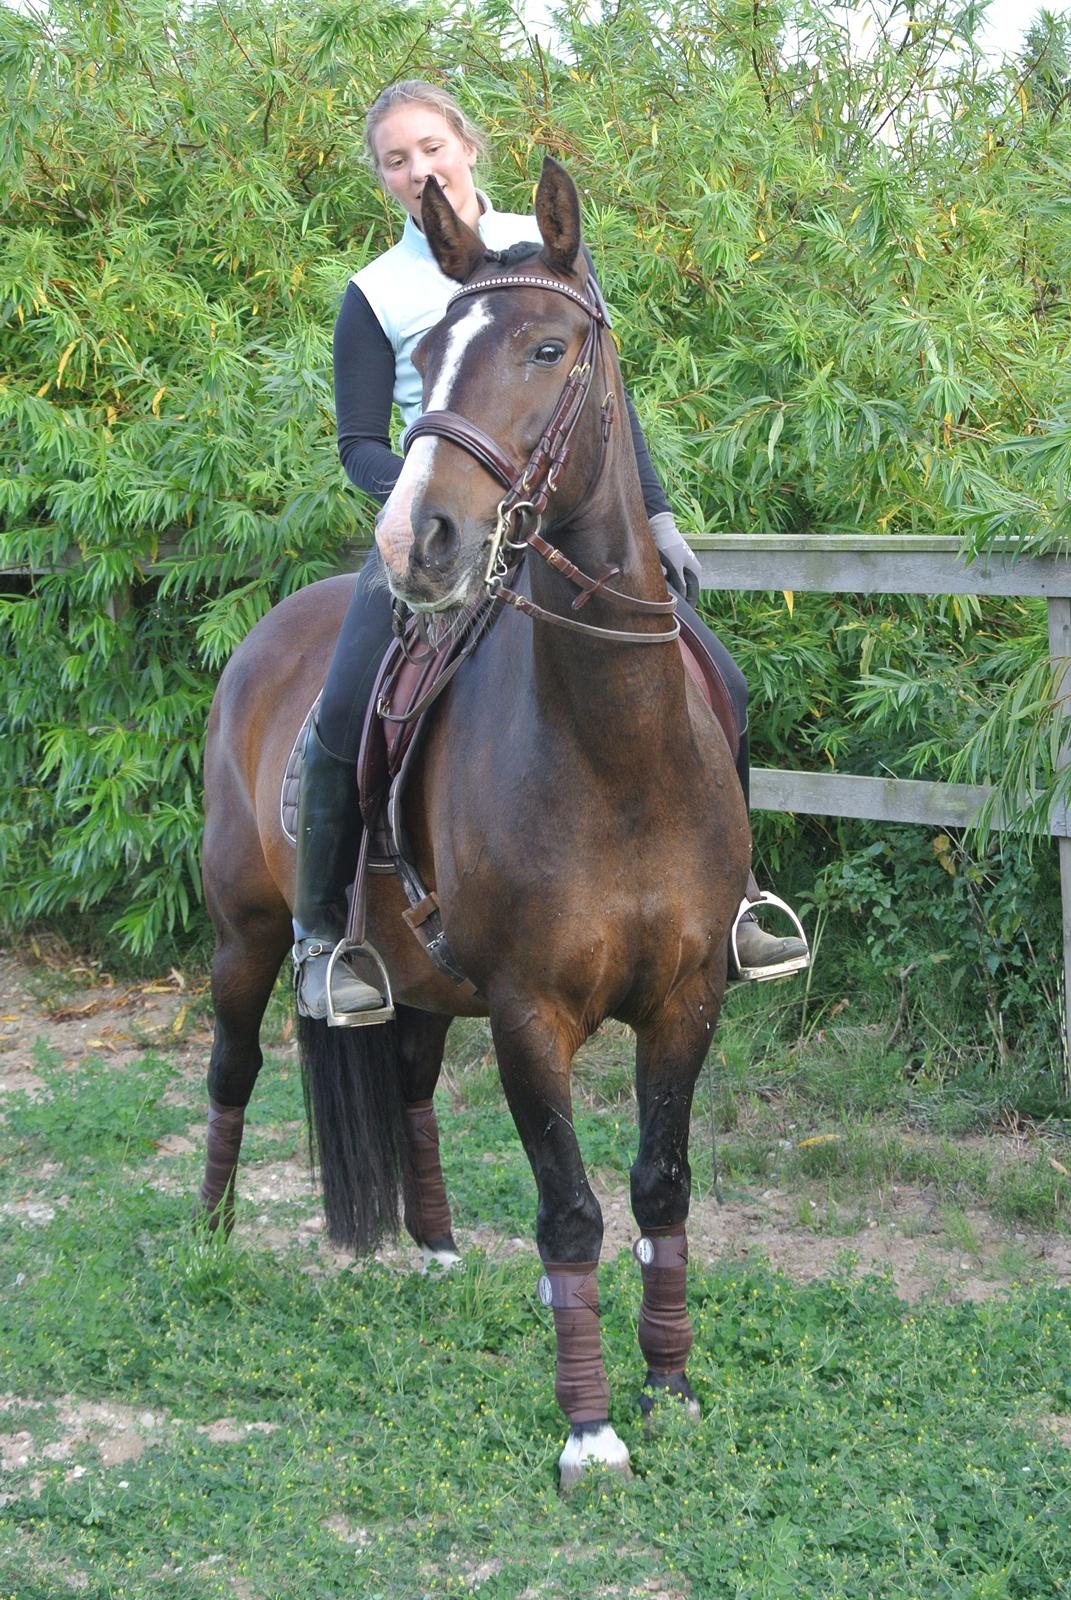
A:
[532, 342, 565, 366]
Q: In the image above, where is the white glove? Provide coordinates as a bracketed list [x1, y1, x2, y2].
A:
[649, 512, 701, 604]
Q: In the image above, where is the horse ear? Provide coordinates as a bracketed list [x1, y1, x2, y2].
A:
[535, 155, 582, 276]
[421, 177, 488, 283]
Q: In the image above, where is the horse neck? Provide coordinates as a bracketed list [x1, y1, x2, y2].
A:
[525, 407, 688, 760]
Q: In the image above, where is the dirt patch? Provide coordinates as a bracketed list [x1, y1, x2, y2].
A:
[4, 946, 1069, 1304]
[196, 1418, 278, 1443]
[457, 1178, 1067, 1303]
[1043, 1414, 1071, 1448]
[323, 1514, 370, 1546]
[0, 947, 212, 1089]
[0, 1399, 164, 1473]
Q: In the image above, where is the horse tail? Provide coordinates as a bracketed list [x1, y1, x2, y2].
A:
[297, 1016, 406, 1253]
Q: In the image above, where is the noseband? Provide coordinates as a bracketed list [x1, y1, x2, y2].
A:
[402, 271, 680, 647]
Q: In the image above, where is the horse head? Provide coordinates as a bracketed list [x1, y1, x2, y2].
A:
[375, 157, 612, 614]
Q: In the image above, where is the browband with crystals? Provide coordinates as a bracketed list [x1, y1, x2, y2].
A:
[447, 272, 606, 321]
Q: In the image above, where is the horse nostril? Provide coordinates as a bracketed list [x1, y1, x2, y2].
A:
[413, 509, 459, 574]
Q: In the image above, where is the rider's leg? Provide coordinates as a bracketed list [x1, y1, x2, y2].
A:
[292, 550, 396, 1021]
[676, 598, 809, 980]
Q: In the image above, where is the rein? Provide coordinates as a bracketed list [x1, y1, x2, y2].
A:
[403, 271, 680, 648]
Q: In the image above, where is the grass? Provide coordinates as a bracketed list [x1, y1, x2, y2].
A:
[2, 1185, 1071, 1597]
[3, 982, 1071, 1596]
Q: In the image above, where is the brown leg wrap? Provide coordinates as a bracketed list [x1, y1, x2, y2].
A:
[540, 1261, 610, 1426]
[636, 1223, 693, 1376]
[198, 1099, 245, 1226]
[402, 1099, 454, 1244]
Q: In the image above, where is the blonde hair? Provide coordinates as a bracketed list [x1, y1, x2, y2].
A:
[364, 80, 488, 170]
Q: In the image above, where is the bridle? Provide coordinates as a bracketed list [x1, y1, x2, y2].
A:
[402, 269, 680, 647]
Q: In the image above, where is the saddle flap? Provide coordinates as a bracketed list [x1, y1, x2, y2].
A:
[677, 614, 740, 761]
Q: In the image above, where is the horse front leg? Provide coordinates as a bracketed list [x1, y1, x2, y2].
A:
[395, 1005, 461, 1271]
[490, 1000, 630, 1491]
[631, 996, 717, 1422]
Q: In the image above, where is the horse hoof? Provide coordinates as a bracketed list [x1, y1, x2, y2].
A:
[421, 1243, 463, 1273]
[558, 1424, 632, 1493]
[639, 1372, 700, 1427]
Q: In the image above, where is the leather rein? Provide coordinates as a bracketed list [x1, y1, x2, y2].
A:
[403, 271, 680, 648]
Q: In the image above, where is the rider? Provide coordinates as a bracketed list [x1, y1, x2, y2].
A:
[292, 79, 809, 1021]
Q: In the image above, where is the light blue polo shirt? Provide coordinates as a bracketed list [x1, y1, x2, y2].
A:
[352, 193, 539, 428]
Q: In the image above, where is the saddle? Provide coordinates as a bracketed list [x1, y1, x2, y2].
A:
[282, 606, 741, 998]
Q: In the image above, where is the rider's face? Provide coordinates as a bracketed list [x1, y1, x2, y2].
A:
[373, 106, 480, 231]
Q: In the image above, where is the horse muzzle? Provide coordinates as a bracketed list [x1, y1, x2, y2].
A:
[377, 493, 488, 614]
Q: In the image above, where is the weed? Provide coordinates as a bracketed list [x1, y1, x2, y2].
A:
[3, 1051, 186, 1169]
[940, 1204, 984, 1261]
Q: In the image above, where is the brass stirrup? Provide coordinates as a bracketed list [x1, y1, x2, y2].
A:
[730, 892, 811, 983]
[324, 938, 396, 1029]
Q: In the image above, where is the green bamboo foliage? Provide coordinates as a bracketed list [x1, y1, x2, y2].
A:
[1, 0, 1069, 950]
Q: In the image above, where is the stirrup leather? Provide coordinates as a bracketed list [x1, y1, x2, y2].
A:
[730, 892, 810, 983]
[325, 938, 396, 1029]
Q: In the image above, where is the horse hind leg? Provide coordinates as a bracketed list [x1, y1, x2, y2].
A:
[629, 1003, 716, 1423]
[198, 910, 291, 1232]
[395, 1006, 462, 1271]
[299, 1002, 458, 1265]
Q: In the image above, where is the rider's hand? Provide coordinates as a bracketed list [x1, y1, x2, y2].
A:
[649, 512, 701, 605]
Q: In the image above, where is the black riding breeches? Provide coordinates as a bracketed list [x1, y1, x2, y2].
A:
[317, 549, 397, 760]
[316, 549, 750, 801]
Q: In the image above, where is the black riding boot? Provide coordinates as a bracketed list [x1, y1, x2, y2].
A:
[291, 720, 384, 1021]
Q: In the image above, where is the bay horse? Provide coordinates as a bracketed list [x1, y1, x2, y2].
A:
[198, 157, 750, 1488]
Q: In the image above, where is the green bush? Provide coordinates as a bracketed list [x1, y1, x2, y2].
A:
[1, 0, 1069, 1054]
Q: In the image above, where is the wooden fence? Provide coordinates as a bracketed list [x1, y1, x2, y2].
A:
[685, 534, 1071, 1070]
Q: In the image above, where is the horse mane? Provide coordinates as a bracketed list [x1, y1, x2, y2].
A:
[486, 240, 543, 268]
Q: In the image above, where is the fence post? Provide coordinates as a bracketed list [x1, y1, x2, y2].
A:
[1047, 596, 1071, 1090]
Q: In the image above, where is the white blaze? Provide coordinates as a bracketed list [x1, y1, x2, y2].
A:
[376, 300, 492, 580]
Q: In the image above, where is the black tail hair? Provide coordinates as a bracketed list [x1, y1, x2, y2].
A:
[298, 1015, 406, 1253]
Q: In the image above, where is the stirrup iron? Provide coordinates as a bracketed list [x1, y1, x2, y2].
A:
[731, 891, 810, 983]
[325, 938, 395, 1029]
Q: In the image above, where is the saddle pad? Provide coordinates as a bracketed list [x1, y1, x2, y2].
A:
[677, 616, 740, 761]
[280, 695, 320, 844]
[279, 695, 393, 866]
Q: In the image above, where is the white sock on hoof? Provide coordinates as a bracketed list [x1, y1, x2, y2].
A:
[421, 1244, 463, 1273]
[558, 1424, 631, 1489]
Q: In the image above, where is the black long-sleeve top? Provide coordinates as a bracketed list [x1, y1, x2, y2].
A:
[333, 279, 671, 518]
